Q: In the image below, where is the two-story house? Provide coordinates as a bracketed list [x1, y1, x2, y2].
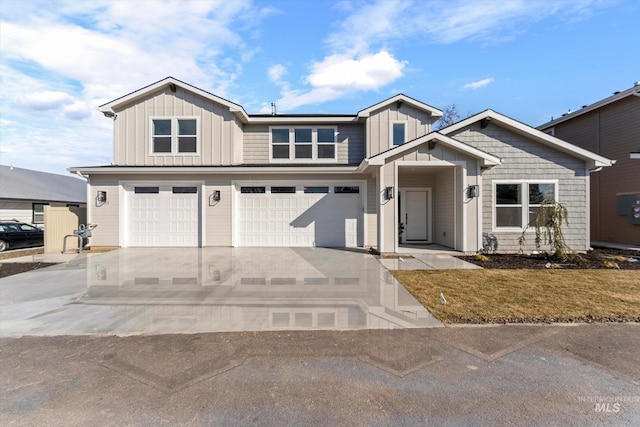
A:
[70, 77, 613, 253]
[538, 83, 640, 246]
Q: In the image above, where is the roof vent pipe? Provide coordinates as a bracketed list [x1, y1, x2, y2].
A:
[271, 103, 276, 116]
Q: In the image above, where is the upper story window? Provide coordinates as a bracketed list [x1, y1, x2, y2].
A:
[270, 127, 337, 162]
[150, 117, 198, 155]
[494, 181, 557, 230]
[392, 121, 406, 146]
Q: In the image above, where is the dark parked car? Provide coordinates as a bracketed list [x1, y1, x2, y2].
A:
[0, 222, 44, 251]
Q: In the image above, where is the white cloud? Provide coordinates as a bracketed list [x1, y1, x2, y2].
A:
[463, 78, 495, 90]
[268, 64, 289, 88]
[307, 51, 406, 91]
[15, 91, 75, 110]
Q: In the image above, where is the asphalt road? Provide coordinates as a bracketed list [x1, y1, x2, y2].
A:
[1, 324, 639, 426]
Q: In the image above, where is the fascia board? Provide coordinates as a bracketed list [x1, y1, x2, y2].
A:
[69, 166, 360, 175]
[98, 77, 250, 122]
[357, 94, 443, 118]
[538, 85, 640, 129]
[441, 110, 614, 167]
[246, 116, 358, 124]
[367, 132, 501, 166]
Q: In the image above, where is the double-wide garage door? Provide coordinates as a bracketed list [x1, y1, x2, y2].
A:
[128, 185, 199, 247]
[237, 184, 362, 247]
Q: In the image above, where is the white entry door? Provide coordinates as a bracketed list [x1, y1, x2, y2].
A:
[401, 188, 431, 242]
[128, 185, 200, 247]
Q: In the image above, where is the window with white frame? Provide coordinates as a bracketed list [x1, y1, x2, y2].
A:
[391, 122, 406, 146]
[494, 181, 557, 229]
[270, 127, 336, 162]
[151, 117, 198, 154]
[32, 203, 48, 224]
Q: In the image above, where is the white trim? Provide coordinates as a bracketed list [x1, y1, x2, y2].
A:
[399, 187, 433, 244]
[231, 179, 366, 248]
[390, 121, 407, 146]
[268, 126, 338, 163]
[476, 162, 483, 252]
[358, 94, 443, 120]
[71, 166, 359, 175]
[367, 132, 501, 167]
[119, 179, 205, 248]
[491, 179, 559, 232]
[439, 109, 613, 169]
[378, 167, 385, 253]
[99, 77, 250, 122]
[149, 116, 200, 156]
[631, 153, 640, 159]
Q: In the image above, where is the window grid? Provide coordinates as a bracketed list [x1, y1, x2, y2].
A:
[150, 117, 199, 155]
[494, 181, 558, 230]
[270, 127, 337, 162]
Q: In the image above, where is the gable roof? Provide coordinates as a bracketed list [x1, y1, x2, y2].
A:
[0, 165, 86, 203]
[439, 109, 614, 170]
[538, 83, 640, 129]
[362, 131, 501, 169]
[357, 94, 443, 122]
[98, 76, 251, 122]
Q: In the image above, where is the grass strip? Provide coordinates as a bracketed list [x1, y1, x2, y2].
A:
[392, 269, 640, 324]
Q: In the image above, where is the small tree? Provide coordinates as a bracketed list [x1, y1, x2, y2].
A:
[519, 199, 573, 261]
[434, 104, 460, 130]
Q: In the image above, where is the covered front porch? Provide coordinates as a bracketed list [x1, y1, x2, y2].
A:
[361, 131, 501, 254]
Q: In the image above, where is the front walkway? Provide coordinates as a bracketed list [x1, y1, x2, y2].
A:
[378, 244, 481, 271]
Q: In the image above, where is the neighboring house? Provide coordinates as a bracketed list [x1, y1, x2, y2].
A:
[538, 83, 640, 246]
[70, 77, 612, 253]
[0, 165, 87, 227]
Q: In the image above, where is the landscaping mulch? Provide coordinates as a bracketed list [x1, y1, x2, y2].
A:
[0, 262, 59, 279]
[458, 248, 640, 270]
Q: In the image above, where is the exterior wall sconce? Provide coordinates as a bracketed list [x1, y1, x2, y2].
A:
[209, 190, 221, 205]
[467, 185, 480, 199]
[96, 191, 107, 206]
[384, 187, 394, 200]
[428, 139, 437, 150]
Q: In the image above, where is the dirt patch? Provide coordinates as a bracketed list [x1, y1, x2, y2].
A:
[0, 262, 59, 278]
[458, 248, 639, 270]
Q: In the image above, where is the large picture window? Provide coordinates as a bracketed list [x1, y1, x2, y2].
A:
[151, 117, 198, 155]
[494, 181, 557, 230]
[270, 127, 337, 162]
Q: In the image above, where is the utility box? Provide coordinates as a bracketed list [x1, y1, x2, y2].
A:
[616, 194, 640, 225]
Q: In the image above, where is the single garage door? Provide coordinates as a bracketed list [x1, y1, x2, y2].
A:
[238, 184, 361, 247]
[128, 185, 199, 247]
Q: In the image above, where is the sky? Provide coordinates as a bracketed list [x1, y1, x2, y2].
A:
[1, 0, 638, 177]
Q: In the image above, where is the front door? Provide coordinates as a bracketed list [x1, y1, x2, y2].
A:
[401, 188, 431, 243]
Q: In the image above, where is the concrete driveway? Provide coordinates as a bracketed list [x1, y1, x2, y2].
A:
[0, 247, 442, 336]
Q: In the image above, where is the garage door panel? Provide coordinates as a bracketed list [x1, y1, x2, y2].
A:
[238, 184, 361, 247]
[128, 186, 199, 247]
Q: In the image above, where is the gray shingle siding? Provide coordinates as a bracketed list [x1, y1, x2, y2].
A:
[450, 123, 589, 252]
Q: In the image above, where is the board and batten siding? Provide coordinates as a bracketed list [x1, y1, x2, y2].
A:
[366, 105, 432, 157]
[551, 95, 640, 245]
[450, 123, 590, 252]
[241, 124, 365, 165]
[113, 86, 242, 166]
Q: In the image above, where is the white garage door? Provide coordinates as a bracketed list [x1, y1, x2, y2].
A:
[237, 184, 361, 247]
[128, 185, 199, 247]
